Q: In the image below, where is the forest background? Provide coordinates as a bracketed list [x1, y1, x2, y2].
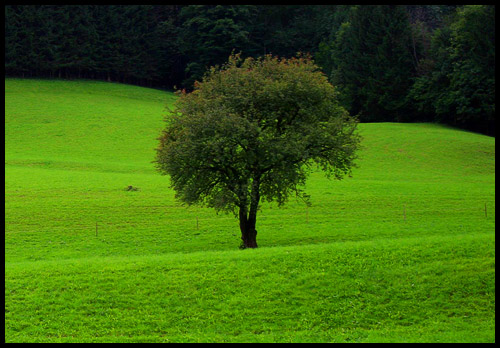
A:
[4, 5, 495, 136]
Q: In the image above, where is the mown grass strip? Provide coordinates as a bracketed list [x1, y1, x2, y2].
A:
[5, 233, 495, 343]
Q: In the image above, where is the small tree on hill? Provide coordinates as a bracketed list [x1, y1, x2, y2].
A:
[155, 54, 360, 248]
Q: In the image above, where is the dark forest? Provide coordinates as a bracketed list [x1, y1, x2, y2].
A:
[5, 5, 495, 135]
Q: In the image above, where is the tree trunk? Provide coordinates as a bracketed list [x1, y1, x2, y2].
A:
[242, 228, 258, 248]
[239, 208, 258, 249]
[239, 176, 261, 249]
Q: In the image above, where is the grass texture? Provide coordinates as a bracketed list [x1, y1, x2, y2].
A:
[5, 78, 495, 342]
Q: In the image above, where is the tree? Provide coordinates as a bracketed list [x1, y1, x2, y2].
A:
[155, 54, 360, 248]
[329, 5, 416, 122]
[177, 5, 256, 88]
[446, 5, 495, 135]
[250, 5, 335, 59]
[407, 24, 455, 123]
[408, 5, 495, 136]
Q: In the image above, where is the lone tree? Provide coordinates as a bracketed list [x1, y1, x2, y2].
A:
[155, 54, 360, 248]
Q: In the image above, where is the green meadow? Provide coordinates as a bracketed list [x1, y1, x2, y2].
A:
[5, 78, 495, 342]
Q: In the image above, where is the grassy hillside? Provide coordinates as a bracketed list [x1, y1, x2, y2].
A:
[4, 79, 495, 342]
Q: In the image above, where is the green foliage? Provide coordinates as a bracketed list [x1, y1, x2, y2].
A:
[448, 5, 495, 134]
[407, 26, 455, 121]
[329, 5, 416, 122]
[4, 5, 180, 86]
[408, 5, 495, 136]
[4, 5, 336, 90]
[314, 6, 352, 82]
[155, 54, 360, 247]
[177, 5, 256, 87]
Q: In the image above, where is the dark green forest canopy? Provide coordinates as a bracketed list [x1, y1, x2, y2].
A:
[5, 5, 494, 135]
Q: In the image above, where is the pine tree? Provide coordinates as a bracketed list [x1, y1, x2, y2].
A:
[329, 5, 417, 122]
[177, 5, 255, 88]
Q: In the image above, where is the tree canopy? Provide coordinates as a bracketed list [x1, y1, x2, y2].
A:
[409, 5, 495, 135]
[155, 54, 361, 248]
[329, 5, 416, 122]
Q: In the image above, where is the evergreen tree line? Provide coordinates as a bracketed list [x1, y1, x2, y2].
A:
[5, 5, 495, 135]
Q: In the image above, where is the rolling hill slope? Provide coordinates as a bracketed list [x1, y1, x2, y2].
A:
[5, 78, 495, 342]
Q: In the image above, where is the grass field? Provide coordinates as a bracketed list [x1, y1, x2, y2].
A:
[4, 78, 495, 342]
